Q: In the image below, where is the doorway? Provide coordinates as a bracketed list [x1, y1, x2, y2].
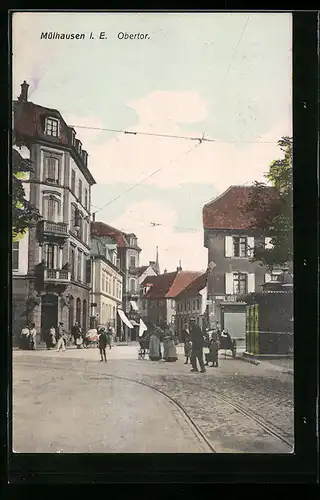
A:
[41, 294, 58, 341]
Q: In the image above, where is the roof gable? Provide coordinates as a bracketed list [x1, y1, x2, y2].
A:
[175, 273, 207, 300]
[203, 185, 277, 230]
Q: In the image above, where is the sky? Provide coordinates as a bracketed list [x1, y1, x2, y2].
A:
[12, 12, 292, 272]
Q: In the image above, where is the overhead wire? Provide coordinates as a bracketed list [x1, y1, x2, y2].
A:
[92, 142, 201, 215]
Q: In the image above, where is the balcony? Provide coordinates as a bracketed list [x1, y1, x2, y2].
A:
[37, 220, 69, 244]
[44, 269, 71, 282]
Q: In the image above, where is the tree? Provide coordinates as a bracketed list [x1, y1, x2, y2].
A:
[244, 136, 293, 269]
[12, 149, 41, 242]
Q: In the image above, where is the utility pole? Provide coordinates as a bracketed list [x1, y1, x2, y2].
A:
[207, 261, 216, 329]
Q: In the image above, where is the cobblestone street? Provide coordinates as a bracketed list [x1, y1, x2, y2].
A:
[13, 345, 294, 454]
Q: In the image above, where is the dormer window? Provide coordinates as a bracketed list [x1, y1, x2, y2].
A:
[70, 129, 76, 146]
[45, 117, 59, 137]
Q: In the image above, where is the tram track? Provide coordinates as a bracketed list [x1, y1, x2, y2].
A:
[182, 380, 294, 448]
[14, 358, 293, 451]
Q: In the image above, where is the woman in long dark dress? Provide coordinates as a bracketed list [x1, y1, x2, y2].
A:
[205, 330, 220, 367]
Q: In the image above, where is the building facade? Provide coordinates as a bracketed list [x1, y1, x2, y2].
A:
[12, 81, 95, 344]
[175, 273, 207, 338]
[90, 236, 123, 330]
[203, 185, 282, 347]
[141, 268, 203, 331]
[91, 222, 143, 341]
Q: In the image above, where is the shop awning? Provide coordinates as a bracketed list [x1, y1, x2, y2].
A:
[117, 309, 133, 329]
[130, 300, 139, 311]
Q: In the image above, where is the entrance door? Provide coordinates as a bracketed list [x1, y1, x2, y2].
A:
[41, 294, 58, 341]
[223, 311, 246, 350]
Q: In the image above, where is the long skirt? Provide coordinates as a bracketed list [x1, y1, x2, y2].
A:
[184, 341, 192, 357]
[149, 334, 161, 361]
[164, 339, 177, 362]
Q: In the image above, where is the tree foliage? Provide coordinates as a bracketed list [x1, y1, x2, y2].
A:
[12, 149, 41, 241]
[244, 136, 293, 269]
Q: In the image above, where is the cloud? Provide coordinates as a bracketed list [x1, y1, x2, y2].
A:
[79, 91, 291, 195]
[109, 200, 207, 272]
[12, 13, 62, 99]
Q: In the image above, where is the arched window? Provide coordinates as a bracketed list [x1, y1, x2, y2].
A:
[76, 297, 81, 324]
[83, 299, 87, 333]
[69, 296, 74, 332]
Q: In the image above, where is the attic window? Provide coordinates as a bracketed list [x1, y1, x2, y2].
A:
[45, 117, 59, 137]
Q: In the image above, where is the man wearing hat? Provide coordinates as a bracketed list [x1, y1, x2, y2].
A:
[189, 317, 206, 373]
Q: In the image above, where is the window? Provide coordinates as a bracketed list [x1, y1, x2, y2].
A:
[44, 157, 59, 183]
[225, 236, 254, 258]
[112, 277, 115, 296]
[77, 250, 82, 281]
[71, 170, 76, 192]
[78, 179, 82, 203]
[130, 256, 136, 268]
[45, 117, 59, 137]
[193, 300, 196, 310]
[12, 242, 19, 270]
[233, 273, 248, 295]
[69, 246, 75, 279]
[43, 195, 60, 222]
[84, 189, 88, 209]
[44, 244, 57, 269]
[83, 219, 87, 244]
[233, 237, 247, 257]
[130, 278, 136, 293]
[83, 256, 87, 284]
[197, 299, 200, 310]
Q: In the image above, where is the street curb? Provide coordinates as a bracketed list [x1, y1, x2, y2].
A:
[235, 355, 260, 366]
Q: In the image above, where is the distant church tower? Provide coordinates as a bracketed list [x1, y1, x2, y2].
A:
[155, 246, 160, 274]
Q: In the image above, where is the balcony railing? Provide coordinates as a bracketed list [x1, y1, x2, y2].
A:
[44, 269, 71, 282]
[38, 220, 69, 240]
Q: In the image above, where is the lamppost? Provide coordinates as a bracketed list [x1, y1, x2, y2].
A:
[206, 260, 216, 329]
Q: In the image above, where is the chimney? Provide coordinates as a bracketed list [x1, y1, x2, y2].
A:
[177, 260, 182, 272]
[18, 80, 29, 103]
[164, 269, 167, 274]
[92, 212, 96, 223]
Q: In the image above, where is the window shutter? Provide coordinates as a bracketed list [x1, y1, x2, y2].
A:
[247, 237, 255, 257]
[265, 237, 274, 249]
[225, 273, 234, 294]
[225, 236, 233, 257]
[248, 273, 255, 293]
[265, 273, 271, 283]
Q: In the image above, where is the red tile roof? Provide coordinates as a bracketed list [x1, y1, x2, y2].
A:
[202, 185, 277, 230]
[141, 270, 203, 299]
[175, 273, 207, 300]
[141, 272, 177, 299]
[91, 221, 127, 248]
[167, 271, 203, 298]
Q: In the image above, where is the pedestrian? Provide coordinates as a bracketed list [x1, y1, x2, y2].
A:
[29, 322, 37, 350]
[163, 325, 178, 362]
[20, 324, 30, 350]
[98, 327, 108, 362]
[182, 323, 192, 365]
[56, 322, 67, 352]
[72, 322, 82, 349]
[205, 329, 220, 367]
[148, 324, 162, 361]
[45, 326, 56, 350]
[106, 325, 113, 350]
[189, 317, 206, 373]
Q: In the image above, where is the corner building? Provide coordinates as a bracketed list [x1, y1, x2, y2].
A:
[12, 81, 96, 344]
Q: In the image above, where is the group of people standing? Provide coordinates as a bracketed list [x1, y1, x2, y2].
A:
[180, 319, 222, 372]
[142, 323, 179, 362]
[19, 323, 37, 350]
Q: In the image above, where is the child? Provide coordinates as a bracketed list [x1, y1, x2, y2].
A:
[98, 327, 108, 362]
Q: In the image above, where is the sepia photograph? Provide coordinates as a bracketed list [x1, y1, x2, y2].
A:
[11, 11, 293, 455]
